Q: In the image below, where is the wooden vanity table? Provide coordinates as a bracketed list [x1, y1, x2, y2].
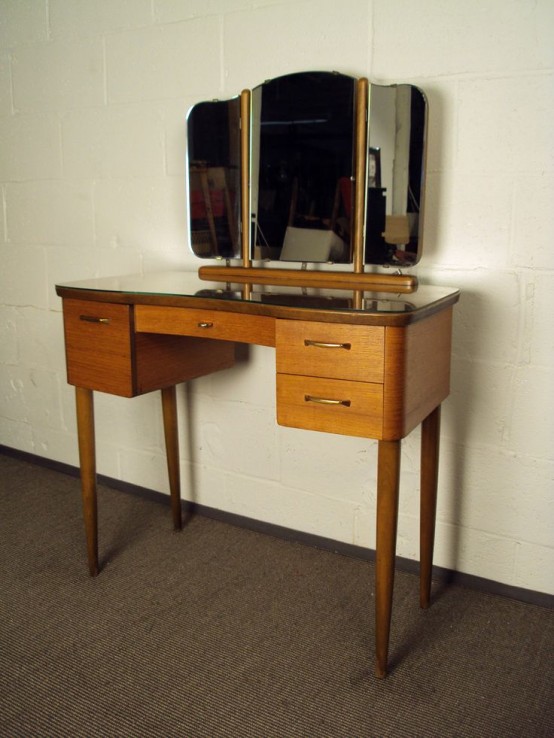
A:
[56, 271, 458, 678]
[56, 70, 459, 677]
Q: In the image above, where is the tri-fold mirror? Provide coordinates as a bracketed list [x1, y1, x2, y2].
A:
[186, 71, 427, 269]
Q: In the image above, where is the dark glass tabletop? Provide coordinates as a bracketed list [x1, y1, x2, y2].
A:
[56, 270, 459, 316]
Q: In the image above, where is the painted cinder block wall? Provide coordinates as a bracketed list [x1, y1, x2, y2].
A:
[1, 0, 552, 596]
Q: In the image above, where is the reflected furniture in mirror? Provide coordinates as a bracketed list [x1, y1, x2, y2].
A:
[56, 71, 458, 680]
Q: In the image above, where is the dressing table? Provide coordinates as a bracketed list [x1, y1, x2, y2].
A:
[56, 72, 459, 678]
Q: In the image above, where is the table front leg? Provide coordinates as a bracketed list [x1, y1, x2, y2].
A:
[375, 439, 401, 678]
[161, 386, 182, 530]
[75, 387, 99, 577]
[420, 404, 441, 609]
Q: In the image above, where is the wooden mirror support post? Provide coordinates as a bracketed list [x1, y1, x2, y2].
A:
[353, 77, 369, 276]
[240, 88, 251, 270]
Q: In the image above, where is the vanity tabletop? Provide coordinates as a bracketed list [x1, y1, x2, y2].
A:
[56, 270, 459, 327]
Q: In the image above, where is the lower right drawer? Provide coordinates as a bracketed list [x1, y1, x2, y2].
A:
[276, 374, 383, 439]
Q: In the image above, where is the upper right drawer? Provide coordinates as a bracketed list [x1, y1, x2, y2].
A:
[276, 320, 385, 383]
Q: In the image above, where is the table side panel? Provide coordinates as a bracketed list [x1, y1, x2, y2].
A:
[134, 333, 236, 395]
[382, 308, 453, 440]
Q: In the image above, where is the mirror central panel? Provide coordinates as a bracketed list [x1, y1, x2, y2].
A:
[251, 72, 356, 264]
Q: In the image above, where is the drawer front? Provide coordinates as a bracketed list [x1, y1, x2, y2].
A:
[276, 374, 383, 439]
[276, 320, 384, 383]
[135, 305, 275, 347]
[62, 299, 134, 396]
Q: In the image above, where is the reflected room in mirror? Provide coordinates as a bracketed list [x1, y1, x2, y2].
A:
[366, 84, 426, 266]
[251, 72, 356, 264]
[186, 72, 427, 269]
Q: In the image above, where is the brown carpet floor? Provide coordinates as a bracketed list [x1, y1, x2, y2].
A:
[0, 452, 552, 737]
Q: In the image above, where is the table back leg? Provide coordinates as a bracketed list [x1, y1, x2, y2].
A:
[75, 387, 99, 577]
[161, 386, 182, 530]
[420, 404, 441, 609]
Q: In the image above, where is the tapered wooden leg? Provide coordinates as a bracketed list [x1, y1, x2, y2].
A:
[75, 387, 99, 577]
[161, 386, 182, 530]
[420, 405, 441, 609]
[375, 439, 401, 678]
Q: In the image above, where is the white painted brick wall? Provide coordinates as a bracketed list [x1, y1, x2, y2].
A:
[12, 37, 104, 112]
[1, 0, 552, 595]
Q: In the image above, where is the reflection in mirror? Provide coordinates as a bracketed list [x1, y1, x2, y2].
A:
[194, 287, 415, 312]
[365, 85, 426, 266]
[187, 98, 241, 258]
[251, 72, 356, 264]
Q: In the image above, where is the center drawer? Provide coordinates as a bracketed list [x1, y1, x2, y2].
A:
[135, 305, 275, 346]
[276, 320, 384, 383]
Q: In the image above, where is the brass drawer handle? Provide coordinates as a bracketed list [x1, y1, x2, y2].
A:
[79, 315, 111, 324]
[304, 394, 351, 407]
[197, 322, 214, 329]
[304, 340, 351, 350]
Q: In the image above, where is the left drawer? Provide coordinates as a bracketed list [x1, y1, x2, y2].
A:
[62, 299, 135, 396]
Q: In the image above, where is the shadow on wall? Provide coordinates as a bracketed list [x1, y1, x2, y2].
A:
[442, 288, 485, 575]
[418, 85, 448, 265]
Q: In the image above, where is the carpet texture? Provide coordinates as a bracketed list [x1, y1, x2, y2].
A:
[0, 453, 552, 737]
